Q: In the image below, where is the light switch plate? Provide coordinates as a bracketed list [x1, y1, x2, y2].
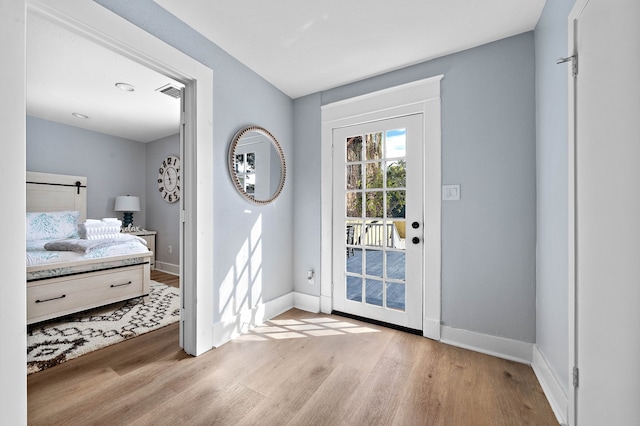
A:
[442, 184, 461, 201]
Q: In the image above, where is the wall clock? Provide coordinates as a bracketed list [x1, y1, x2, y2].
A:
[158, 155, 180, 203]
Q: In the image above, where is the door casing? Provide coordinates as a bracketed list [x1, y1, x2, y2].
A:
[320, 76, 443, 339]
[27, 0, 215, 356]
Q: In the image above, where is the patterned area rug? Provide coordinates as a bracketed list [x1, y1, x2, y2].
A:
[27, 280, 180, 375]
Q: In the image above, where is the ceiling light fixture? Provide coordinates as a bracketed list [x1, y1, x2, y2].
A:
[115, 82, 136, 92]
[72, 112, 89, 119]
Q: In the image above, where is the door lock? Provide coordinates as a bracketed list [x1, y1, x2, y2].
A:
[412, 221, 420, 229]
[412, 236, 420, 244]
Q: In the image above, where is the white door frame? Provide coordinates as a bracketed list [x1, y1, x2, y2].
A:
[320, 76, 443, 339]
[26, 0, 215, 356]
[567, 1, 587, 424]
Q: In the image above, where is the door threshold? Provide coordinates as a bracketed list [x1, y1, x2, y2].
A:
[331, 311, 422, 336]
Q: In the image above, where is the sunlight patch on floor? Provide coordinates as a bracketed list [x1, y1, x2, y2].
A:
[234, 316, 380, 341]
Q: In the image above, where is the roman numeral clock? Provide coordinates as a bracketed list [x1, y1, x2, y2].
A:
[158, 155, 180, 203]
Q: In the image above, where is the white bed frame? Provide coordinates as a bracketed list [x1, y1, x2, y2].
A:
[26, 171, 151, 325]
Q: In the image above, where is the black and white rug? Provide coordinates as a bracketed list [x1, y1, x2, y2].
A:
[27, 280, 180, 375]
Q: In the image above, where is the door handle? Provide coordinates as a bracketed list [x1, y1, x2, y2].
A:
[412, 236, 420, 244]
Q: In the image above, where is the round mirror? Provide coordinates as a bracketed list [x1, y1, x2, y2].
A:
[228, 126, 286, 204]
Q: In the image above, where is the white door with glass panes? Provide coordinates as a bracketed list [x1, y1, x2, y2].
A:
[332, 114, 423, 330]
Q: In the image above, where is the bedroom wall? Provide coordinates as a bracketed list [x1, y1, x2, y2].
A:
[534, 0, 576, 396]
[26, 116, 148, 226]
[94, 0, 295, 324]
[293, 32, 537, 344]
[146, 133, 181, 270]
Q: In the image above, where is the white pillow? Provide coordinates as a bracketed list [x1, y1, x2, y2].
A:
[26, 211, 80, 241]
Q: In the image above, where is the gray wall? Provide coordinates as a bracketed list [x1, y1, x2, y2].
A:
[292, 93, 322, 292]
[95, 0, 295, 317]
[534, 0, 576, 395]
[294, 32, 537, 343]
[26, 116, 148, 223]
[146, 134, 181, 267]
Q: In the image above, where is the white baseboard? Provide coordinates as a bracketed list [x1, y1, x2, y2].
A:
[532, 345, 568, 425]
[294, 292, 320, 313]
[154, 261, 179, 275]
[440, 326, 533, 364]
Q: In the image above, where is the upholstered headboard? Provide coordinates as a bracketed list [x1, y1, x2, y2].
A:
[26, 171, 88, 222]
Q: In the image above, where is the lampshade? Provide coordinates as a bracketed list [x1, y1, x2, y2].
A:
[114, 195, 140, 212]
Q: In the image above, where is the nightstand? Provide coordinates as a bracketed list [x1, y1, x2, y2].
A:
[127, 230, 156, 270]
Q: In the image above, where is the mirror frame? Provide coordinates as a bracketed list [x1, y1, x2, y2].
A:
[228, 125, 286, 205]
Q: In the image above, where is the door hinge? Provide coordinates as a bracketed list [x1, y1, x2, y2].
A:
[180, 210, 186, 223]
[573, 366, 579, 388]
[557, 54, 578, 77]
[180, 307, 186, 322]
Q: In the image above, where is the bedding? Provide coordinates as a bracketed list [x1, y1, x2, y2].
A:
[26, 210, 80, 241]
[26, 211, 150, 280]
[43, 234, 146, 254]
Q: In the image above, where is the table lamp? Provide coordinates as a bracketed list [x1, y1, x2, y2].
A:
[114, 195, 140, 227]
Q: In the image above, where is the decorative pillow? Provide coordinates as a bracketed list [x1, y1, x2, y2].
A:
[26, 211, 80, 241]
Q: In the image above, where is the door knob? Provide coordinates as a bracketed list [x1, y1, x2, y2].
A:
[412, 236, 420, 244]
[412, 221, 420, 229]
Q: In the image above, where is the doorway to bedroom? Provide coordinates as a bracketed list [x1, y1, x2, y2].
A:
[25, 4, 186, 368]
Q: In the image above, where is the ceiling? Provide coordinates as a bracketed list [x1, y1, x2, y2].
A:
[155, 0, 546, 99]
[26, 1, 546, 142]
[26, 12, 183, 143]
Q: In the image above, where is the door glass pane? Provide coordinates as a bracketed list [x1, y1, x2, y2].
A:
[387, 190, 405, 218]
[387, 221, 405, 249]
[246, 153, 256, 172]
[385, 129, 406, 158]
[386, 251, 405, 280]
[366, 162, 384, 189]
[362, 220, 384, 247]
[346, 136, 362, 162]
[346, 192, 362, 218]
[386, 282, 405, 311]
[346, 276, 362, 302]
[346, 164, 362, 190]
[365, 278, 383, 307]
[386, 160, 406, 188]
[365, 249, 383, 277]
[346, 221, 360, 270]
[365, 132, 383, 160]
[366, 192, 384, 218]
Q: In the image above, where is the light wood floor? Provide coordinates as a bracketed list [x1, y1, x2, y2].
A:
[27, 271, 558, 425]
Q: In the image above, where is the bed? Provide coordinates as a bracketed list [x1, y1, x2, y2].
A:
[26, 171, 152, 325]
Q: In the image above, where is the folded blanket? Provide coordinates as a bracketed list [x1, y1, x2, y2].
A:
[44, 234, 145, 254]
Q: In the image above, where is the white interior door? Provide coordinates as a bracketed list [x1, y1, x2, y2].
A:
[332, 114, 423, 330]
[572, 0, 640, 424]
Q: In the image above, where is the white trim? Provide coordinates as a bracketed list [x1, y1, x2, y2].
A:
[320, 76, 443, 338]
[26, 0, 215, 356]
[294, 292, 321, 313]
[567, 1, 589, 424]
[1, 0, 27, 422]
[440, 326, 533, 365]
[212, 293, 294, 347]
[532, 345, 569, 425]
[155, 261, 180, 276]
[423, 318, 441, 340]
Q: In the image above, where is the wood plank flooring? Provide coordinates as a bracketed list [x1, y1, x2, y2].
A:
[27, 271, 558, 425]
